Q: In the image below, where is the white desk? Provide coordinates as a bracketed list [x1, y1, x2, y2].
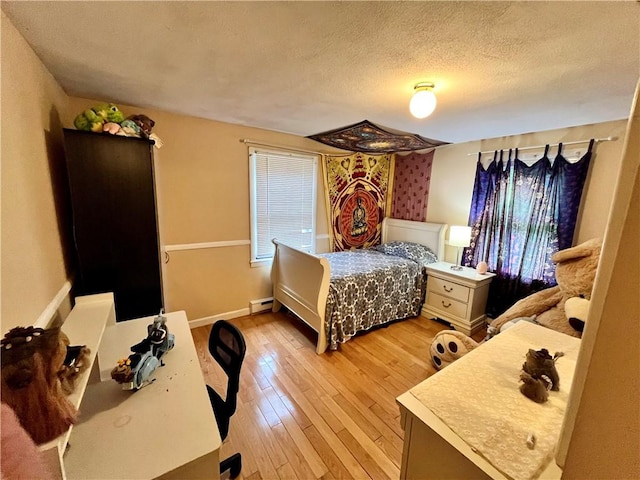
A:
[397, 322, 580, 480]
[63, 311, 221, 479]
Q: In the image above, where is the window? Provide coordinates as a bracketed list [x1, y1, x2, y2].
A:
[249, 148, 318, 265]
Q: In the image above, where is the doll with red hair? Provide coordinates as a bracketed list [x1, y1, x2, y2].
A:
[1, 326, 77, 445]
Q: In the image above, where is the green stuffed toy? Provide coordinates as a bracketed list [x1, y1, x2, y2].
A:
[74, 103, 124, 132]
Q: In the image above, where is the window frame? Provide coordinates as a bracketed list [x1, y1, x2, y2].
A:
[249, 147, 319, 267]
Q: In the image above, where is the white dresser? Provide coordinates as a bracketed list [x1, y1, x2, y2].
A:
[397, 322, 580, 480]
[423, 262, 495, 335]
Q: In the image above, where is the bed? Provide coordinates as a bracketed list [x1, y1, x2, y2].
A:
[271, 218, 448, 354]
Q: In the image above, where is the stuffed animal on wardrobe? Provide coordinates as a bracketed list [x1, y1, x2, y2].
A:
[74, 103, 125, 132]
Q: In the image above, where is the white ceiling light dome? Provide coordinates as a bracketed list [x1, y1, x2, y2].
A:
[409, 82, 437, 119]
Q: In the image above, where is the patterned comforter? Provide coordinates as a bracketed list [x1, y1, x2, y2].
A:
[318, 250, 427, 350]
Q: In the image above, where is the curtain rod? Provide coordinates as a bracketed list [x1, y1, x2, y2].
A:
[467, 136, 617, 156]
[239, 138, 326, 156]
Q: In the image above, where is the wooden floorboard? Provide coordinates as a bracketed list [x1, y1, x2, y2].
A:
[194, 310, 472, 480]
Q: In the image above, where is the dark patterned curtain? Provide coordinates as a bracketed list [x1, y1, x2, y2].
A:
[463, 141, 593, 317]
[391, 150, 434, 221]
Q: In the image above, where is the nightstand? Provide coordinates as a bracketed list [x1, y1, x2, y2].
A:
[422, 262, 495, 335]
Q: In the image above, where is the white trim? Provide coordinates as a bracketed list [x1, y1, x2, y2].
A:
[34, 280, 72, 328]
[316, 233, 329, 239]
[164, 240, 250, 252]
[240, 138, 326, 156]
[187, 307, 251, 329]
[250, 258, 273, 268]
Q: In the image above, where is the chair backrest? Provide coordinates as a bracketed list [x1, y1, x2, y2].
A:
[208, 320, 246, 415]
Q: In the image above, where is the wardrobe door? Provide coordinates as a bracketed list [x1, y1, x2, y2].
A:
[64, 129, 163, 320]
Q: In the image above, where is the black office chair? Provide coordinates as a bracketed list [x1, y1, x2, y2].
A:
[207, 320, 246, 479]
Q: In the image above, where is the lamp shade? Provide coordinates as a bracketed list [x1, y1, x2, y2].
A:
[449, 225, 471, 248]
[409, 85, 437, 119]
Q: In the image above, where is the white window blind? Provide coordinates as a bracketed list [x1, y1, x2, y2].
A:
[250, 148, 318, 263]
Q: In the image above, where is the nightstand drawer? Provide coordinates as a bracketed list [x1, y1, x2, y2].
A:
[426, 292, 468, 318]
[428, 277, 470, 303]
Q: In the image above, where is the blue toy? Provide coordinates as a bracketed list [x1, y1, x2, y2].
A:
[110, 311, 175, 390]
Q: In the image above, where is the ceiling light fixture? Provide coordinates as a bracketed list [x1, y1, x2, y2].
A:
[409, 82, 437, 119]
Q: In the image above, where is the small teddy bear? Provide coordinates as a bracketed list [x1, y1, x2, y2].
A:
[126, 114, 155, 139]
[519, 347, 565, 403]
[522, 348, 563, 391]
[519, 371, 550, 403]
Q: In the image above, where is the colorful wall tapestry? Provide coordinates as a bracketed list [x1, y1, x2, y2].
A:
[323, 153, 393, 251]
[391, 150, 434, 221]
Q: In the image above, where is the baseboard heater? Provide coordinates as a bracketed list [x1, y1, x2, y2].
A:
[249, 297, 274, 315]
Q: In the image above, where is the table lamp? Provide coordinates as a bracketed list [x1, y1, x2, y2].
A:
[449, 226, 471, 271]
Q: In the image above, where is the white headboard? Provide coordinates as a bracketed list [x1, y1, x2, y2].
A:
[381, 218, 448, 261]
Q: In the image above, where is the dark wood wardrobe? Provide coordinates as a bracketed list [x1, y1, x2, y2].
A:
[63, 129, 163, 321]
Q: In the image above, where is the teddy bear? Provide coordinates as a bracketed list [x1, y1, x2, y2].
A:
[519, 348, 565, 403]
[521, 348, 563, 391]
[429, 329, 480, 370]
[490, 238, 601, 337]
[126, 114, 155, 138]
[564, 296, 590, 332]
[74, 103, 125, 132]
[484, 314, 538, 341]
[519, 371, 550, 403]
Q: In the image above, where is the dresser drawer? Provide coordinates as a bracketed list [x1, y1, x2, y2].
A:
[426, 292, 468, 319]
[428, 277, 470, 303]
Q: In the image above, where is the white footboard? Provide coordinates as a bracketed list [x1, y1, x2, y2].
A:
[271, 240, 331, 354]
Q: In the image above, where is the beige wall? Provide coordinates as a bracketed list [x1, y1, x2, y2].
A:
[561, 84, 640, 479]
[427, 120, 628, 262]
[1, 12, 72, 333]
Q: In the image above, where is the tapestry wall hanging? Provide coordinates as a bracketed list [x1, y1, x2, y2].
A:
[323, 153, 393, 251]
[308, 120, 448, 153]
[391, 150, 434, 222]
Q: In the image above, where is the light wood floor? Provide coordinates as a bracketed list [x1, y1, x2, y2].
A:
[191, 311, 480, 480]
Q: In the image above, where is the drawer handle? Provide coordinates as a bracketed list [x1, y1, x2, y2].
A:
[443, 285, 453, 293]
[441, 301, 452, 308]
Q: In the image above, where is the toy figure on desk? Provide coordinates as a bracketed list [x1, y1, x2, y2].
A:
[522, 348, 563, 391]
[110, 311, 175, 390]
[519, 347, 564, 403]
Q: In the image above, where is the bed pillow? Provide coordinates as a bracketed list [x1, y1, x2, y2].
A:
[372, 241, 438, 267]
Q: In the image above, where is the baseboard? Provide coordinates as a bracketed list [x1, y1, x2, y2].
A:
[187, 297, 275, 329]
[188, 307, 250, 329]
[250, 297, 274, 314]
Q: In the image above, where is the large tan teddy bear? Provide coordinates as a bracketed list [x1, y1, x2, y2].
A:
[490, 238, 602, 337]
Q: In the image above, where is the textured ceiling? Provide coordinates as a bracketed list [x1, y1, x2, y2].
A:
[2, 1, 639, 144]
